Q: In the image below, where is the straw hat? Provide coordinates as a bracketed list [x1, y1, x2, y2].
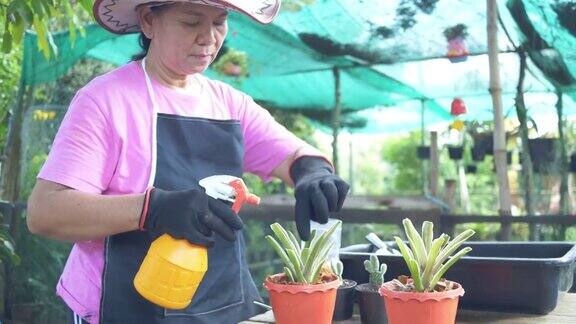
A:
[93, 0, 282, 34]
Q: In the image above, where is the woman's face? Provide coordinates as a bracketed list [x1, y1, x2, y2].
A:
[140, 3, 228, 75]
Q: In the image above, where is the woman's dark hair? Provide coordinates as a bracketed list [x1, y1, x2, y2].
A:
[131, 5, 168, 61]
[132, 32, 152, 61]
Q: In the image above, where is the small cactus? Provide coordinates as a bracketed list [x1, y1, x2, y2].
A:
[331, 259, 343, 278]
[364, 254, 387, 288]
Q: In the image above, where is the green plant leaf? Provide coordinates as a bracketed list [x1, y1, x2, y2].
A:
[403, 218, 428, 269]
[270, 223, 299, 254]
[288, 230, 301, 255]
[303, 220, 340, 282]
[394, 236, 415, 271]
[422, 221, 433, 253]
[286, 248, 307, 283]
[266, 235, 297, 279]
[407, 258, 424, 292]
[432, 229, 474, 273]
[304, 229, 316, 248]
[284, 267, 294, 283]
[421, 234, 448, 290]
[428, 247, 472, 291]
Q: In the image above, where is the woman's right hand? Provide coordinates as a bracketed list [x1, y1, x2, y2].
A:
[139, 187, 244, 248]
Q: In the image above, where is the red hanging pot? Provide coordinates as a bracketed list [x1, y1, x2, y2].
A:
[450, 98, 466, 116]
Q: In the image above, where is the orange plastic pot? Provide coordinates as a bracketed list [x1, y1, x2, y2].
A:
[379, 280, 465, 324]
[263, 273, 340, 324]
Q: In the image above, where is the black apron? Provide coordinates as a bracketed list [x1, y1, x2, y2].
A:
[99, 59, 262, 323]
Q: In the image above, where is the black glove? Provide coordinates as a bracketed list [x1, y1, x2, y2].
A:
[139, 187, 244, 248]
[290, 156, 349, 241]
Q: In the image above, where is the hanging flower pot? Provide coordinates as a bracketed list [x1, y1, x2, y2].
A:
[528, 138, 558, 173]
[444, 24, 469, 63]
[417, 146, 431, 160]
[507, 151, 513, 165]
[450, 98, 467, 116]
[448, 145, 464, 160]
[473, 132, 493, 156]
[470, 146, 485, 162]
[465, 164, 477, 174]
[570, 153, 576, 173]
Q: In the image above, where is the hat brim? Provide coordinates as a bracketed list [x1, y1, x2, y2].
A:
[93, 0, 281, 34]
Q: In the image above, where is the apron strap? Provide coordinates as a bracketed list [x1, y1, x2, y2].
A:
[141, 57, 158, 188]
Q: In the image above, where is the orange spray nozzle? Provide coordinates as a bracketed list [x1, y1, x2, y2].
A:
[229, 179, 260, 213]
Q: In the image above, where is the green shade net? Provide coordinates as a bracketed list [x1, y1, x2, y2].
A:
[19, 0, 576, 134]
[506, 0, 576, 103]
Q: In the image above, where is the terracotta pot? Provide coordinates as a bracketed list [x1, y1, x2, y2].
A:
[264, 273, 340, 324]
[379, 280, 465, 324]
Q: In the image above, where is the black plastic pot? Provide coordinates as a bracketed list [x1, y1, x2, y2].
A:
[570, 153, 576, 173]
[355, 283, 387, 324]
[474, 132, 494, 155]
[333, 279, 357, 321]
[470, 146, 485, 162]
[448, 146, 464, 160]
[528, 138, 558, 173]
[416, 146, 430, 160]
[465, 165, 477, 174]
[342, 242, 576, 315]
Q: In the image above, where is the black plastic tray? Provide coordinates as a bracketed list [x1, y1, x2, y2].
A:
[340, 242, 576, 314]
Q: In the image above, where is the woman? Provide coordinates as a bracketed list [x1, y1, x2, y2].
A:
[26, 0, 349, 323]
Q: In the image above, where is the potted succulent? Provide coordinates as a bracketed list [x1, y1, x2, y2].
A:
[379, 218, 475, 324]
[331, 259, 357, 321]
[264, 221, 342, 324]
[355, 254, 388, 324]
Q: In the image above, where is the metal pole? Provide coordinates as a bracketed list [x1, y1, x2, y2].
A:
[332, 67, 341, 174]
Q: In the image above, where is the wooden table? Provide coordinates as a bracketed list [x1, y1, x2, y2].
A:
[241, 293, 576, 324]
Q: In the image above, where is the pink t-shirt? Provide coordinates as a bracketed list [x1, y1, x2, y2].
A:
[38, 61, 311, 323]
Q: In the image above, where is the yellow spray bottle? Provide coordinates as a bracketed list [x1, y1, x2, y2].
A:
[133, 176, 260, 309]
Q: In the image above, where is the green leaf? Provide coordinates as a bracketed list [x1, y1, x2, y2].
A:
[77, 0, 94, 13]
[303, 229, 316, 248]
[403, 218, 428, 269]
[421, 234, 448, 290]
[284, 267, 294, 283]
[266, 235, 297, 279]
[270, 223, 299, 254]
[432, 229, 475, 273]
[2, 18, 13, 53]
[422, 221, 433, 253]
[428, 247, 472, 291]
[286, 249, 306, 283]
[287, 230, 301, 255]
[407, 258, 424, 292]
[394, 236, 415, 271]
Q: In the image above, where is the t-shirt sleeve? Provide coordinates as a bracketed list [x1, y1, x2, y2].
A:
[238, 95, 310, 182]
[38, 90, 119, 194]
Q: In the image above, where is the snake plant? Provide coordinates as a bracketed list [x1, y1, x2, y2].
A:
[266, 220, 342, 284]
[395, 218, 475, 292]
